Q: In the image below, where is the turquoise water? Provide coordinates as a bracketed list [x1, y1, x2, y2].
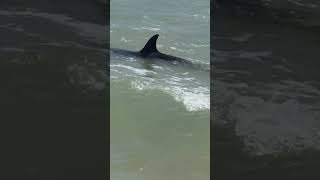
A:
[110, 0, 210, 179]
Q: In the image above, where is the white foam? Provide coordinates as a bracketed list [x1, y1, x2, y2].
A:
[214, 79, 320, 155]
[130, 77, 210, 112]
[111, 64, 157, 76]
[190, 43, 209, 47]
[111, 50, 209, 112]
[169, 86, 210, 111]
[169, 46, 194, 53]
[131, 27, 161, 31]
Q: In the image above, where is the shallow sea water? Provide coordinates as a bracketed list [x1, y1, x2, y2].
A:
[110, 0, 210, 179]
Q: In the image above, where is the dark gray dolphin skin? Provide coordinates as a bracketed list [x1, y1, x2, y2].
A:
[111, 34, 193, 66]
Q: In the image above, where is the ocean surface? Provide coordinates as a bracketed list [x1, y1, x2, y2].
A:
[0, 1, 107, 178]
[110, 0, 210, 180]
[213, 1, 320, 178]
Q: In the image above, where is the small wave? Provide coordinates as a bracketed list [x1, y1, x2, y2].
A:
[214, 79, 320, 155]
[169, 46, 195, 53]
[111, 64, 157, 76]
[120, 37, 131, 43]
[169, 86, 210, 111]
[130, 77, 210, 112]
[190, 43, 210, 48]
[111, 58, 209, 112]
[131, 27, 161, 31]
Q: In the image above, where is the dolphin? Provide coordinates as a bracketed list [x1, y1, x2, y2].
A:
[111, 34, 195, 66]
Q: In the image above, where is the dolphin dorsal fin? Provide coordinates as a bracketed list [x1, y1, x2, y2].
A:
[140, 34, 159, 57]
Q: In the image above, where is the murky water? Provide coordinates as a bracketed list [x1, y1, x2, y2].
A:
[213, 1, 320, 178]
[0, 2, 108, 178]
[110, 0, 210, 179]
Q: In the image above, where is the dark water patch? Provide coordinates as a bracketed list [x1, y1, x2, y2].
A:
[214, 0, 320, 31]
[0, 0, 107, 24]
[0, 10, 107, 49]
[0, 2, 108, 177]
[0, 45, 107, 178]
[213, 123, 320, 179]
[213, 0, 320, 178]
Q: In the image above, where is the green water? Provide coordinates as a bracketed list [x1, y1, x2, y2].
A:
[110, 0, 210, 179]
[111, 81, 209, 180]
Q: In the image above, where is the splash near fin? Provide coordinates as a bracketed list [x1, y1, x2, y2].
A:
[140, 34, 159, 57]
